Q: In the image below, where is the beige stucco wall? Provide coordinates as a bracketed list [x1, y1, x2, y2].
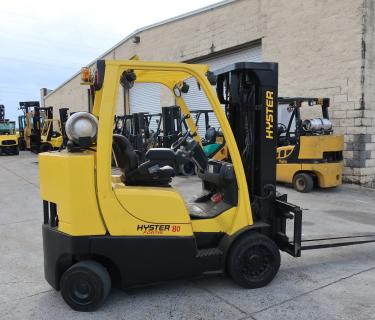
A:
[44, 0, 375, 186]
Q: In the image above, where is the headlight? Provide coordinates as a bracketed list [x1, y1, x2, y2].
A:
[65, 112, 98, 145]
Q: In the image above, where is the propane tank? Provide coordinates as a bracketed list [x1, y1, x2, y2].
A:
[321, 118, 332, 131]
[303, 118, 332, 132]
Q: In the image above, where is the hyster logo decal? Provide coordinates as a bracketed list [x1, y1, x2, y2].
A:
[137, 224, 170, 231]
[265, 90, 274, 140]
[137, 224, 181, 235]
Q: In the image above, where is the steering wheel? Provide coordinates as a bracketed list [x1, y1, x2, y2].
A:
[171, 130, 190, 150]
[277, 123, 287, 135]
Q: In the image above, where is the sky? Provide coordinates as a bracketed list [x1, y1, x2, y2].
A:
[0, 0, 220, 121]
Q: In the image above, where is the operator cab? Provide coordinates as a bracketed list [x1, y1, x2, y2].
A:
[112, 128, 236, 220]
[109, 70, 237, 220]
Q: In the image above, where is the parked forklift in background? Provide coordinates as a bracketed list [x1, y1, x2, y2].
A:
[190, 109, 228, 161]
[114, 112, 161, 161]
[0, 105, 19, 155]
[160, 105, 197, 175]
[30, 106, 63, 153]
[19, 101, 40, 151]
[39, 60, 375, 312]
[276, 97, 343, 192]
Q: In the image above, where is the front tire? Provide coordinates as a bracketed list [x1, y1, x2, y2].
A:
[60, 260, 111, 312]
[293, 172, 314, 193]
[179, 161, 195, 176]
[227, 233, 280, 289]
[18, 138, 26, 151]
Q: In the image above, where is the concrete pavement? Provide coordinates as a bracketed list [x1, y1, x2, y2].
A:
[0, 152, 374, 320]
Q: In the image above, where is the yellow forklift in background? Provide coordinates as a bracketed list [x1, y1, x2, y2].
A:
[276, 97, 343, 192]
[18, 101, 40, 151]
[40, 118, 63, 152]
[30, 106, 63, 153]
[190, 109, 228, 161]
[0, 105, 19, 155]
[39, 61, 375, 311]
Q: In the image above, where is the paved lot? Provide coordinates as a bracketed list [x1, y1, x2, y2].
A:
[0, 152, 375, 320]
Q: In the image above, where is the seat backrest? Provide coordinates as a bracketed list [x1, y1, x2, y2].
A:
[112, 134, 138, 172]
[205, 127, 217, 144]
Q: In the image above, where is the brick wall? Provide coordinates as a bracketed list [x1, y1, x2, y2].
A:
[358, 0, 375, 187]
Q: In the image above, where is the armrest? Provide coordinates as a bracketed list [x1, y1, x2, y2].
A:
[146, 148, 176, 162]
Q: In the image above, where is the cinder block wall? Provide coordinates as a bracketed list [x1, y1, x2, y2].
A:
[359, 0, 375, 187]
[44, 0, 375, 187]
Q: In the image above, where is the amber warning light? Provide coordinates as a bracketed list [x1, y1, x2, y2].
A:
[81, 67, 90, 82]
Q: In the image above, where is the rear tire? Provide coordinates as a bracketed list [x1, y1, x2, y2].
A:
[227, 233, 280, 289]
[293, 173, 314, 193]
[60, 260, 111, 312]
[40, 143, 53, 152]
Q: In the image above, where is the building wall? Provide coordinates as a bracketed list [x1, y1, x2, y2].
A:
[360, 0, 375, 187]
[262, 0, 371, 186]
[45, 74, 88, 114]
[44, 0, 375, 186]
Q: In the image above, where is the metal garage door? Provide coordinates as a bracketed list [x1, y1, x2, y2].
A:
[183, 44, 262, 137]
[129, 83, 161, 131]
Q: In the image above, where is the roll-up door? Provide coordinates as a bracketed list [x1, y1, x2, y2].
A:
[129, 83, 161, 131]
[183, 44, 262, 137]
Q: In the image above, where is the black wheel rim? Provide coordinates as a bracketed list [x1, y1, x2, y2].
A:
[239, 245, 273, 281]
[67, 273, 96, 306]
[183, 162, 195, 175]
[296, 178, 305, 190]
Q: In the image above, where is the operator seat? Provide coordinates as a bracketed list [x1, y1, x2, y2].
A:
[112, 134, 175, 186]
[202, 127, 217, 145]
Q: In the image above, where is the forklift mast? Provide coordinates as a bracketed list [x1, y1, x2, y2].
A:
[216, 63, 278, 203]
[0, 105, 4, 121]
[59, 108, 70, 147]
[18, 116, 25, 138]
[131, 112, 146, 152]
[19, 101, 40, 114]
[160, 106, 183, 148]
[114, 115, 133, 137]
[18, 101, 40, 150]
[216, 63, 304, 257]
[190, 109, 213, 131]
[31, 106, 53, 153]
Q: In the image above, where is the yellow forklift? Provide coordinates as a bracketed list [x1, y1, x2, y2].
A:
[276, 97, 343, 192]
[18, 101, 40, 151]
[31, 106, 63, 153]
[40, 118, 63, 152]
[39, 61, 375, 311]
[0, 105, 19, 155]
[190, 109, 228, 161]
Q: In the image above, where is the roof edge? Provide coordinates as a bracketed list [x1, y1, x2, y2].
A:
[44, 0, 236, 100]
